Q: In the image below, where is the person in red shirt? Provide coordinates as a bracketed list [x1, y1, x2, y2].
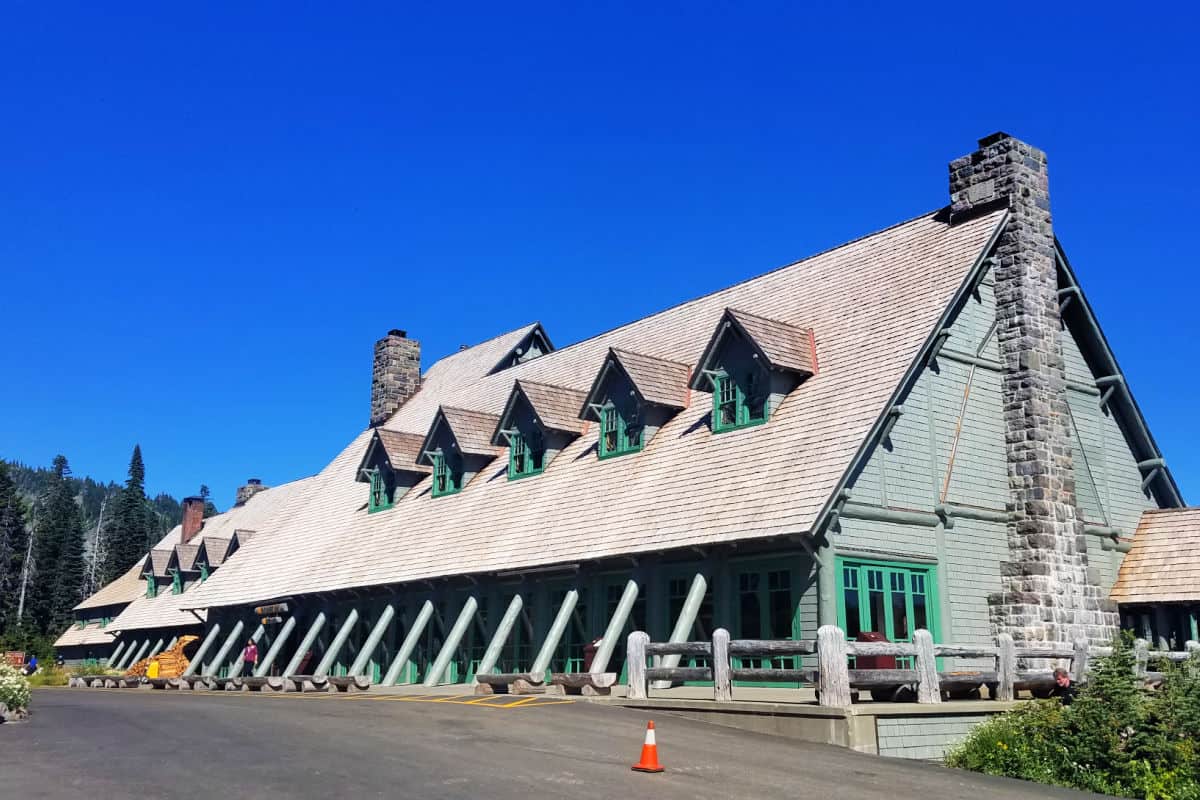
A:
[242, 639, 259, 670]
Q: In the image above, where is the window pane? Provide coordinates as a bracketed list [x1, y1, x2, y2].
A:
[768, 571, 793, 639]
[913, 593, 928, 632]
[844, 583, 861, 639]
[866, 568, 886, 635]
[890, 582, 909, 641]
[739, 580, 762, 639]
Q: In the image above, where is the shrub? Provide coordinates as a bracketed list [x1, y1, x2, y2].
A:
[947, 634, 1200, 799]
[0, 662, 32, 711]
[27, 666, 69, 687]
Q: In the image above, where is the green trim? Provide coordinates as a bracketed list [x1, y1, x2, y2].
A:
[835, 556, 940, 657]
[507, 429, 545, 480]
[731, 558, 804, 687]
[597, 403, 643, 459]
[170, 569, 183, 595]
[366, 468, 393, 513]
[198, 562, 209, 582]
[145, 574, 157, 599]
[430, 451, 462, 497]
[712, 370, 768, 433]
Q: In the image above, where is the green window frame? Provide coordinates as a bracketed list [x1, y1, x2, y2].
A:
[836, 557, 939, 666]
[598, 403, 642, 459]
[430, 451, 462, 498]
[198, 561, 209, 582]
[145, 575, 157, 599]
[170, 569, 183, 595]
[506, 428, 545, 480]
[366, 468, 393, 513]
[711, 369, 768, 433]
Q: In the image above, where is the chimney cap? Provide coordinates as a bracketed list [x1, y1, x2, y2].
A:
[977, 131, 1013, 148]
[183, 495, 204, 504]
[246, 478, 262, 485]
[387, 329, 407, 338]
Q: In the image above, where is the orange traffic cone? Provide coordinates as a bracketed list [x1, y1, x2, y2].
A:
[631, 720, 665, 773]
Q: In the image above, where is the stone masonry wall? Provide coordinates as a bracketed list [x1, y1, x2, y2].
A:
[370, 330, 421, 427]
[950, 132, 1118, 646]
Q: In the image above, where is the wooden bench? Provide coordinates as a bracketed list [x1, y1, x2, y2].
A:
[180, 675, 213, 691]
[546, 672, 618, 696]
[147, 678, 181, 690]
[211, 677, 244, 692]
[241, 676, 286, 692]
[327, 676, 371, 693]
[473, 672, 545, 695]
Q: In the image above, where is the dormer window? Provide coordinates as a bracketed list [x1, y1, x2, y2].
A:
[365, 467, 394, 513]
[580, 348, 690, 460]
[710, 366, 768, 433]
[504, 427, 546, 479]
[598, 402, 642, 458]
[430, 449, 463, 497]
[690, 308, 816, 434]
[488, 323, 555, 374]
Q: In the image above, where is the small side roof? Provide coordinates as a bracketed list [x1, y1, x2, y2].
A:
[492, 381, 588, 445]
[356, 428, 431, 482]
[689, 308, 816, 390]
[421, 406, 503, 460]
[144, 550, 173, 578]
[1111, 508, 1200, 604]
[54, 621, 117, 648]
[173, 543, 201, 573]
[581, 348, 692, 414]
[198, 537, 232, 568]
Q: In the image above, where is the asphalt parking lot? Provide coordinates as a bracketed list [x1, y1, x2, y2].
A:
[1, 688, 1100, 799]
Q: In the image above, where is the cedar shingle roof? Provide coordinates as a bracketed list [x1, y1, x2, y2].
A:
[425, 407, 504, 459]
[199, 537, 232, 568]
[608, 349, 692, 409]
[75, 559, 146, 611]
[493, 381, 588, 444]
[174, 543, 200, 572]
[146, 550, 173, 578]
[183, 207, 1007, 609]
[54, 621, 117, 648]
[690, 308, 816, 390]
[376, 430, 432, 474]
[1111, 508, 1200, 604]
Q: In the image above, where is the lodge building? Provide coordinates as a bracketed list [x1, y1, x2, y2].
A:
[57, 133, 1188, 686]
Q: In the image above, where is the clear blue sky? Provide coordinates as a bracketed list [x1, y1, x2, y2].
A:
[2, 2, 1198, 509]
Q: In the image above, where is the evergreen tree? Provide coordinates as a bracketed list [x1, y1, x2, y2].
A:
[0, 463, 30, 635]
[27, 455, 86, 635]
[102, 445, 151, 585]
[199, 484, 218, 518]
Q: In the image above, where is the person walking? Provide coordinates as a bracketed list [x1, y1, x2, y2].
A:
[242, 639, 259, 672]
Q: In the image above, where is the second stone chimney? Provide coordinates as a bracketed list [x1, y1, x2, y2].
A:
[951, 132, 1118, 647]
[181, 496, 205, 544]
[370, 329, 421, 427]
[235, 478, 268, 507]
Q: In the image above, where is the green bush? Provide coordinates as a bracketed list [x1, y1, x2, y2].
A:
[947, 633, 1200, 799]
[26, 666, 70, 687]
[0, 661, 32, 711]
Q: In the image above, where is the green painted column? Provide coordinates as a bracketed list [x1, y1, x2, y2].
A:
[529, 590, 578, 680]
[382, 601, 433, 686]
[255, 616, 296, 677]
[423, 597, 477, 686]
[350, 604, 395, 677]
[181, 624, 222, 677]
[283, 612, 327, 677]
[591, 580, 638, 675]
[314, 609, 359, 678]
[202, 621, 245, 677]
[475, 594, 523, 677]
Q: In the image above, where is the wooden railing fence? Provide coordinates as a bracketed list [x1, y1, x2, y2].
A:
[626, 625, 1200, 707]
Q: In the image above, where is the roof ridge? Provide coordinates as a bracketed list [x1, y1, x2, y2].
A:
[422, 322, 539, 373]
[515, 378, 588, 394]
[477, 209, 945, 369]
[726, 307, 809, 329]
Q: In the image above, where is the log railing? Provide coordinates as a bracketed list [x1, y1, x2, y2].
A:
[625, 626, 1200, 707]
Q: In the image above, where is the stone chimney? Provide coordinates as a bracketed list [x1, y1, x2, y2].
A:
[370, 329, 421, 427]
[235, 478, 268, 507]
[951, 132, 1118, 647]
[181, 496, 205, 544]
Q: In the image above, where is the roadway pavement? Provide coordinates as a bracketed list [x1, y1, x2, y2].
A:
[1, 688, 1103, 799]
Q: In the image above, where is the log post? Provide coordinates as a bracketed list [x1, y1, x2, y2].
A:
[626, 631, 649, 701]
[1134, 638, 1149, 680]
[712, 628, 732, 703]
[817, 625, 850, 707]
[1071, 637, 1089, 684]
[914, 629, 941, 704]
[996, 633, 1015, 701]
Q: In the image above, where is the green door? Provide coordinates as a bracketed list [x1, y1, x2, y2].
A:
[837, 557, 938, 666]
[732, 565, 802, 687]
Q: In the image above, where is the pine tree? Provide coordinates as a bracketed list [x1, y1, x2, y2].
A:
[199, 484, 218, 518]
[27, 455, 86, 635]
[0, 463, 30, 636]
[102, 445, 151, 584]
